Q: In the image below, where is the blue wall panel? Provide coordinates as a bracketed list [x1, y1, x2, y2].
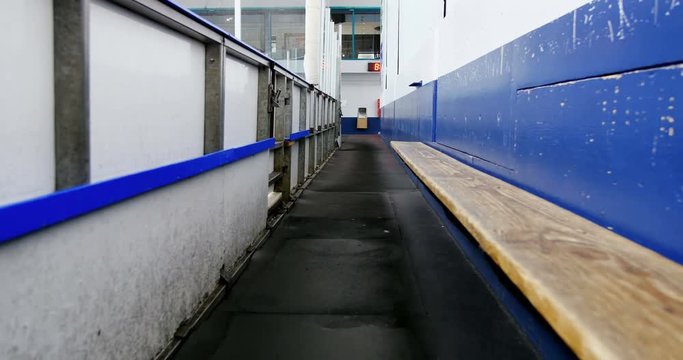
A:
[393, 89, 420, 141]
[417, 82, 436, 142]
[513, 0, 683, 90]
[341, 117, 381, 134]
[435, 45, 517, 170]
[381, 0, 683, 263]
[383, 82, 436, 143]
[515, 64, 683, 260]
[381, 101, 395, 139]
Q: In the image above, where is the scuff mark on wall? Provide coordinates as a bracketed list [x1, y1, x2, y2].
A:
[618, 0, 632, 41]
[573, 10, 578, 49]
[608, 19, 615, 42]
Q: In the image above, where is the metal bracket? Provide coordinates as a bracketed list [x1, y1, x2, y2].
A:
[284, 90, 291, 106]
[268, 84, 281, 113]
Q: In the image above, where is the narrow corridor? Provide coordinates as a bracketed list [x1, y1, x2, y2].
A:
[174, 136, 536, 359]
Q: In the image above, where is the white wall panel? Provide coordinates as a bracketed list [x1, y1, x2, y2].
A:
[224, 56, 259, 148]
[306, 91, 313, 129]
[0, 152, 268, 359]
[292, 86, 301, 133]
[381, 0, 591, 105]
[341, 73, 381, 117]
[0, 0, 54, 206]
[290, 143, 299, 190]
[89, 0, 205, 182]
[304, 139, 310, 176]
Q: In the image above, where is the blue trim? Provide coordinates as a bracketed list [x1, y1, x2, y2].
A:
[0, 138, 275, 245]
[286, 130, 310, 141]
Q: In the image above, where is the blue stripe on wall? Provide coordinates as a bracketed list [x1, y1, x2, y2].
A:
[286, 130, 310, 141]
[341, 117, 381, 134]
[0, 138, 275, 245]
[382, 0, 683, 263]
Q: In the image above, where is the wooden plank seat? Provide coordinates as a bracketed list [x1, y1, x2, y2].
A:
[391, 141, 683, 360]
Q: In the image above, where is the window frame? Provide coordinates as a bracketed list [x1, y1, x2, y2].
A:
[331, 7, 381, 60]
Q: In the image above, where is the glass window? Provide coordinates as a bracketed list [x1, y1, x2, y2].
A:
[241, 10, 266, 52]
[354, 13, 380, 59]
[332, 12, 353, 59]
[331, 9, 380, 60]
[270, 11, 305, 60]
[187, 7, 236, 35]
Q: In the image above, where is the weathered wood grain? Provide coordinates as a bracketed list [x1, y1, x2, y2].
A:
[391, 141, 683, 360]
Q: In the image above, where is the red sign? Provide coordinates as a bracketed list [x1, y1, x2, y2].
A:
[367, 62, 381, 72]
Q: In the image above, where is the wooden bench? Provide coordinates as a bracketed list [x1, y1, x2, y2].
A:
[391, 141, 683, 360]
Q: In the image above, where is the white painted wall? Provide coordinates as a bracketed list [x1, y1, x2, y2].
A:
[381, 0, 591, 105]
[304, 138, 311, 176]
[0, 1, 331, 359]
[341, 73, 381, 117]
[306, 90, 313, 129]
[224, 56, 259, 148]
[304, 91, 312, 175]
[292, 85, 301, 133]
[0, 0, 54, 206]
[0, 152, 268, 359]
[89, 0, 205, 182]
[290, 144, 300, 189]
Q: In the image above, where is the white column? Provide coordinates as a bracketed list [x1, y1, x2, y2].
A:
[234, 0, 241, 39]
[304, 0, 322, 84]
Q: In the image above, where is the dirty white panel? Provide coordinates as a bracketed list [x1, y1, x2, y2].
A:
[306, 91, 312, 129]
[292, 85, 301, 133]
[224, 56, 259, 148]
[0, 152, 268, 359]
[290, 143, 299, 190]
[0, 0, 54, 205]
[304, 138, 310, 177]
[89, 0, 205, 182]
[341, 73, 382, 117]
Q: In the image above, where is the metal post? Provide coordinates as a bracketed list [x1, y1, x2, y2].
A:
[256, 66, 272, 140]
[298, 86, 307, 185]
[234, 0, 241, 39]
[203, 43, 225, 153]
[351, 10, 356, 59]
[273, 75, 292, 202]
[54, 0, 90, 189]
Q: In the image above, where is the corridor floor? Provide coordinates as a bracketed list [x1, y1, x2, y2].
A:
[173, 135, 537, 359]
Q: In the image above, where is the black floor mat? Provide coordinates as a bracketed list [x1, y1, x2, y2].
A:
[173, 135, 538, 360]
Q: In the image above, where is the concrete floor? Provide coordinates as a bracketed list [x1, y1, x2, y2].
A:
[173, 135, 537, 359]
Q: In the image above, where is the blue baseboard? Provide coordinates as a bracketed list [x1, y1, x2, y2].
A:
[382, 0, 683, 263]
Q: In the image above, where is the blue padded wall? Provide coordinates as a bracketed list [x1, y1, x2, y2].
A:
[382, 0, 683, 263]
[389, 81, 436, 142]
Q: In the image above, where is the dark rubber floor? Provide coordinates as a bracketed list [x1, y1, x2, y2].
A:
[173, 135, 537, 360]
